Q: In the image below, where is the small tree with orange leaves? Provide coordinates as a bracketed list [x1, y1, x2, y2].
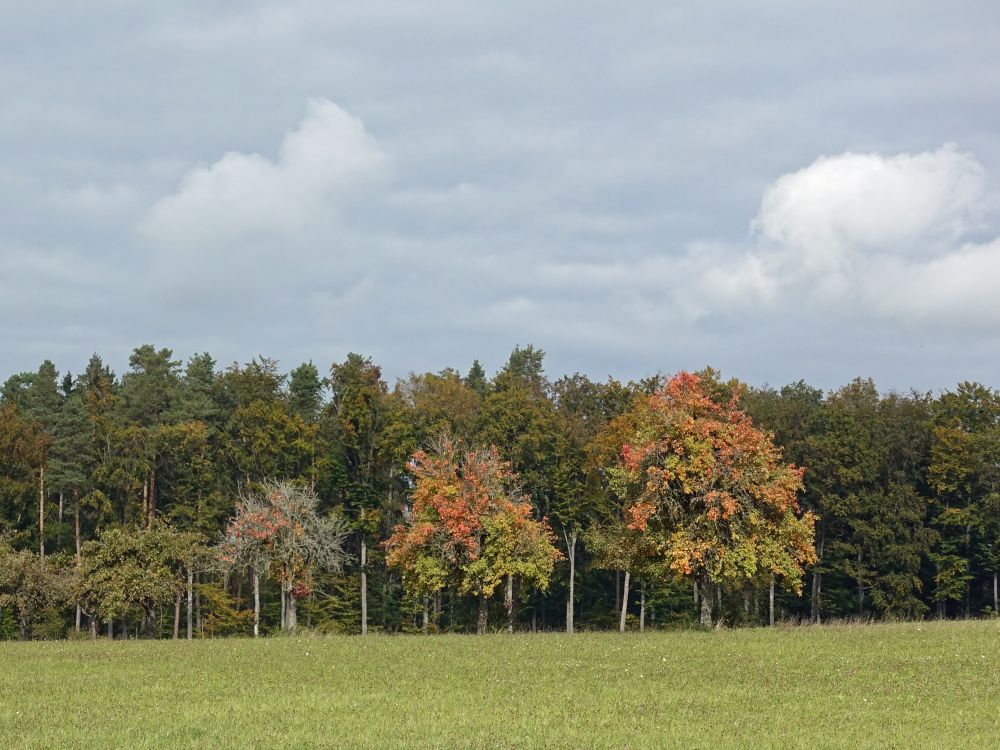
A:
[386, 437, 561, 633]
[611, 372, 816, 627]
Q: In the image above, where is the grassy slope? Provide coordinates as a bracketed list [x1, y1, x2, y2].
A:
[1, 620, 997, 749]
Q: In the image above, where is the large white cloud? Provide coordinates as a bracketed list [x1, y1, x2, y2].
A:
[695, 145, 1000, 323]
[140, 98, 389, 294]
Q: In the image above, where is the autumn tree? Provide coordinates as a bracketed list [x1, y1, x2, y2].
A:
[222, 481, 349, 634]
[386, 438, 561, 634]
[611, 372, 816, 627]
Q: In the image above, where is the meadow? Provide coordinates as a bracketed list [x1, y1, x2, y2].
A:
[1, 620, 997, 749]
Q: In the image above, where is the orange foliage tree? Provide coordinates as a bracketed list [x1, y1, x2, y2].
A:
[611, 372, 816, 626]
[385, 437, 561, 633]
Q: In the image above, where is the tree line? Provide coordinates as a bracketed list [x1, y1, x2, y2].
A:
[0, 344, 997, 639]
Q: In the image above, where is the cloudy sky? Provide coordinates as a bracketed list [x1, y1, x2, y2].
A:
[3, 2, 999, 390]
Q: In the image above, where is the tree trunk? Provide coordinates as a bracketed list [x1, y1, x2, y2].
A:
[75, 487, 82, 633]
[699, 573, 713, 628]
[477, 592, 488, 634]
[619, 570, 631, 633]
[856, 549, 864, 615]
[422, 597, 429, 634]
[58, 491, 63, 524]
[38, 465, 45, 559]
[360, 538, 368, 636]
[506, 573, 514, 634]
[563, 528, 577, 634]
[639, 583, 646, 633]
[769, 574, 775, 627]
[186, 567, 194, 640]
[106, 620, 112, 639]
[811, 527, 824, 624]
[253, 569, 260, 638]
[287, 590, 297, 633]
[173, 594, 181, 639]
[994, 572, 998, 615]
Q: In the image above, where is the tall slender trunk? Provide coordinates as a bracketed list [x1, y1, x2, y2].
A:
[811, 527, 824, 624]
[280, 583, 287, 631]
[506, 573, 514, 634]
[74, 488, 82, 633]
[196, 573, 203, 636]
[994, 572, 998, 615]
[769, 575, 775, 627]
[186, 567, 194, 640]
[38, 465, 45, 559]
[563, 528, 577, 634]
[422, 597, 429, 634]
[699, 573, 713, 628]
[253, 569, 260, 638]
[434, 590, 441, 630]
[142, 477, 148, 527]
[106, 620, 112, 639]
[856, 549, 864, 615]
[173, 594, 181, 639]
[360, 538, 368, 636]
[58, 491, 63, 524]
[477, 592, 488, 634]
[619, 570, 631, 633]
[639, 583, 646, 633]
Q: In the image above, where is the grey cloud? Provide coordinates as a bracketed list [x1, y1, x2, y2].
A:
[2, 2, 1000, 390]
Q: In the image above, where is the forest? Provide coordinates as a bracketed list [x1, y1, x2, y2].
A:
[1, 343, 998, 640]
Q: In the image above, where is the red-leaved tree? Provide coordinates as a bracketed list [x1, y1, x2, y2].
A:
[611, 372, 816, 627]
[386, 438, 561, 633]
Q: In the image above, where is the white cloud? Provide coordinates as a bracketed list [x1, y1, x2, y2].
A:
[706, 145, 1000, 325]
[140, 98, 390, 292]
[753, 144, 987, 263]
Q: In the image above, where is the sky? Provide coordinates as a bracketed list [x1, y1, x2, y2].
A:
[2, 1, 999, 391]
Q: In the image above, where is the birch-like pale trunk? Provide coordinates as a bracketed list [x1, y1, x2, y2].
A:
[75, 488, 82, 633]
[506, 573, 514, 634]
[619, 570, 630, 633]
[422, 598, 429, 634]
[186, 567, 194, 640]
[253, 569, 260, 638]
[563, 528, 577, 634]
[769, 575, 775, 627]
[287, 589, 297, 632]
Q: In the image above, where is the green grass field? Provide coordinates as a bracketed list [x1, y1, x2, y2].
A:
[1, 620, 997, 749]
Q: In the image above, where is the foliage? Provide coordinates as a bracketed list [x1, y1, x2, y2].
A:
[611, 372, 816, 611]
[386, 438, 562, 607]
